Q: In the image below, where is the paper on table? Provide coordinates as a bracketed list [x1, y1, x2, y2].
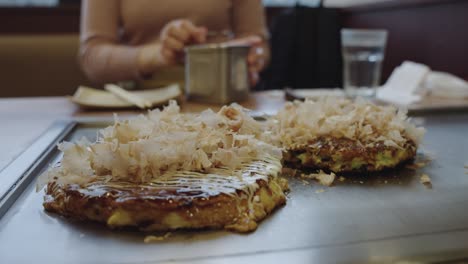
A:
[377, 61, 429, 105]
[71, 84, 181, 109]
[423, 71, 468, 99]
[377, 61, 468, 106]
[104, 84, 152, 109]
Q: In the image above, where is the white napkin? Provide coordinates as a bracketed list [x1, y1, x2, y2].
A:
[423, 71, 468, 99]
[377, 61, 468, 106]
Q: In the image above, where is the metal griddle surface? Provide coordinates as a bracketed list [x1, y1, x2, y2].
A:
[1, 115, 468, 263]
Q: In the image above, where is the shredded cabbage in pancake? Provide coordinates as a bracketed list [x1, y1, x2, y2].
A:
[268, 97, 425, 148]
[37, 101, 281, 189]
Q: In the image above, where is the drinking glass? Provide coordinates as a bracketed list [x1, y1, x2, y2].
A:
[341, 29, 388, 98]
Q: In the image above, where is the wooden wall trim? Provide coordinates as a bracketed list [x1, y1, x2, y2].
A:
[2, 1, 466, 82]
[342, 0, 468, 13]
[341, 0, 468, 81]
[0, 6, 284, 35]
[0, 6, 80, 34]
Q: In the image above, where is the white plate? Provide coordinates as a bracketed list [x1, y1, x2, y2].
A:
[286, 88, 468, 113]
[70, 84, 182, 109]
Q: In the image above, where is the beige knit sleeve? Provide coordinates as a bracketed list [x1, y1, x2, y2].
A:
[231, 0, 269, 39]
[78, 0, 141, 84]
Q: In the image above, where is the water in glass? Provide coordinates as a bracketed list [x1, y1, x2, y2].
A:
[342, 45, 384, 98]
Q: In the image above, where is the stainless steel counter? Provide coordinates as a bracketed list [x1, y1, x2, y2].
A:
[0, 113, 468, 264]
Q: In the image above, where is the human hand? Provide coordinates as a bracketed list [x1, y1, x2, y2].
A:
[225, 35, 266, 86]
[138, 20, 207, 76]
[159, 19, 207, 64]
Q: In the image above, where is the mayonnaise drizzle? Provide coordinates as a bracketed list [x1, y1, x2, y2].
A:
[77, 156, 282, 200]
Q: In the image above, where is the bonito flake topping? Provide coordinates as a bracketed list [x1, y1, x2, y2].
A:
[37, 101, 281, 189]
[268, 97, 425, 148]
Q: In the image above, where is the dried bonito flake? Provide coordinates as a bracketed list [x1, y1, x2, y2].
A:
[268, 96, 425, 148]
[300, 170, 336, 187]
[144, 232, 171, 243]
[37, 101, 281, 189]
[420, 174, 432, 189]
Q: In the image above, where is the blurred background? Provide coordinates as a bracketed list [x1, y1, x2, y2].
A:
[0, 0, 466, 97]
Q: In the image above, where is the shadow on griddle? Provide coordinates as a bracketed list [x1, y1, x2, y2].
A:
[44, 211, 238, 244]
[283, 153, 433, 188]
[285, 167, 415, 188]
[332, 167, 417, 187]
[40, 152, 434, 243]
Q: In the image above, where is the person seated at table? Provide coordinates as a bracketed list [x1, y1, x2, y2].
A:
[79, 0, 270, 88]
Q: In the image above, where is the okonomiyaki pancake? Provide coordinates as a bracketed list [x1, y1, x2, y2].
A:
[268, 97, 425, 173]
[39, 101, 288, 233]
[44, 157, 287, 233]
[283, 136, 416, 173]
